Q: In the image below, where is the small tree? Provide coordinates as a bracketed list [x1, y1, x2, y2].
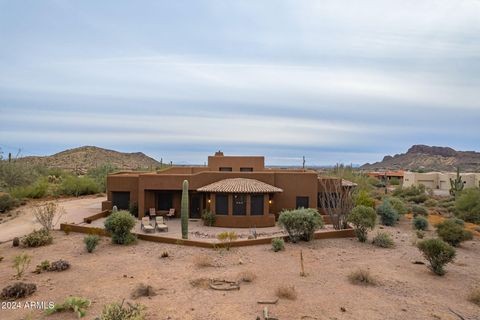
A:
[455, 188, 480, 224]
[181, 180, 189, 239]
[12, 253, 31, 279]
[436, 219, 473, 246]
[278, 208, 324, 242]
[417, 238, 456, 276]
[33, 202, 65, 232]
[318, 178, 354, 230]
[104, 211, 136, 245]
[376, 199, 398, 226]
[347, 205, 376, 242]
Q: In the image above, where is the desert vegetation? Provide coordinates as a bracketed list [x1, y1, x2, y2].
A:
[347, 205, 376, 242]
[104, 210, 137, 245]
[278, 208, 324, 242]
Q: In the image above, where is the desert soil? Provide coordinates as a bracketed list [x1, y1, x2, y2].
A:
[0, 216, 479, 320]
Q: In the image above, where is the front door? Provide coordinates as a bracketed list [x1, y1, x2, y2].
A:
[190, 194, 201, 218]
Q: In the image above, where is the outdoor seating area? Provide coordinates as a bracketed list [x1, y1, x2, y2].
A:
[140, 208, 171, 233]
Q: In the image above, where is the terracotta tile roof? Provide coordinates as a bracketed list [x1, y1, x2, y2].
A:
[197, 178, 283, 193]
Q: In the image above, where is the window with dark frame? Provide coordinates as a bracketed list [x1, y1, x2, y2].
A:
[232, 194, 246, 215]
[240, 167, 253, 172]
[250, 194, 264, 215]
[219, 167, 232, 172]
[215, 194, 228, 215]
[157, 192, 173, 210]
[296, 196, 309, 209]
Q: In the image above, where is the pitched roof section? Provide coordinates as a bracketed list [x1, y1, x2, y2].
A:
[197, 178, 283, 193]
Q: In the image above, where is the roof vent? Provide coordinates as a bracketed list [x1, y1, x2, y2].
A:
[215, 150, 224, 156]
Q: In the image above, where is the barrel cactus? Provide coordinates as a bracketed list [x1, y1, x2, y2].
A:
[181, 180, 189, 239]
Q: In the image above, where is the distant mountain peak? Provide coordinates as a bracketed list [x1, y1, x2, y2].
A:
[406, 145, 458, 157]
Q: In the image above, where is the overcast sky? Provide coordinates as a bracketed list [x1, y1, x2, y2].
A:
[1, 0, 479, 166]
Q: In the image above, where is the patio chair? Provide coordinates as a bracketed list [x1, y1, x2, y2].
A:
[141, 216, 155, 233]
[149, 208, 156, 218]
[166, 208, 175, 220]
[155, 216, 168, 232]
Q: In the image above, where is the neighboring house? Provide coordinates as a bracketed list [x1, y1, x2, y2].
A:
[403, 171, 480, 191]
[367, 171, 404, 185]
[103, 151, 353, 228]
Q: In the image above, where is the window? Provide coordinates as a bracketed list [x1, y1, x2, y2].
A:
[240, 167, 253, 172]
[215, 194, 228, 215]
[219, 167, 232, 172]
[232, 194, 246, 215]
[157, 192, 173, 210]
[250, 194, 264, 215]
[317, 192, 339, 208]
[296, 196, 309, 209]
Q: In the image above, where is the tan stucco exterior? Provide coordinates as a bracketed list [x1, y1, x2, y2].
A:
[403, 171, 480, 190]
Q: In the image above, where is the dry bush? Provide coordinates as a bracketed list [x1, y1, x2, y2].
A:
[468, 288, 480, 306]
[190, 278, 210, 288]
[348, 269, 377, 286]
[47, 259, 70, 272]
[131, 283, 156, 299]
[237, 271, 257, 283]
[193, 254, 214, 268]
[275, 285, 297, 300]
[33, 202, 65, 231]
[1, 282, 37, 300]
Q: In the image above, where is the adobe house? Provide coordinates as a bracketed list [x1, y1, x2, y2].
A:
[103, 152, 351, 228]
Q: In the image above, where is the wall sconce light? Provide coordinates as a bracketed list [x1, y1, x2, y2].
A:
[268, 200, 272, 205]
[208, 199, 211, 203]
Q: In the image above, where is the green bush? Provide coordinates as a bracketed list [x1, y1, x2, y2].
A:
[21, 229, 53, 247]
[99, 301, 145, 320]
[372, 232, 394, 248]
[424, 199, 438, 207]
[45, 296, 91, 318]
[354, 190, 375, 208]
[57, 175, 100, 197]
[411, 205, 428, 217]
[451, 218, 465, 226]
[347, 205, 376, 242]
[407, 194, 428, 204]
[104, 211, 137, 245]
[417, 238, 456, 276]
[367, 177, 385, 188]
[436, 219, 473, 246]
[278, 208, 324, 243]
[271, 238, 285, 252]
[376, 199, 398, 226]
[201, 210, 216, 226]
[455, 188, 480, 224]
[388, 197, 407, 216]
[0, 193, 18, 213]
[84, 235, 100, 253]
[129, 202, 138, 218]
[393, 184, 426, 198]
[11, 178, 49, 199]
[0, 161, 39, 189]
[413, 216, 429, 230]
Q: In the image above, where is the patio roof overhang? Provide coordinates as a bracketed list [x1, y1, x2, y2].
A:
[197, 178, 283, 194]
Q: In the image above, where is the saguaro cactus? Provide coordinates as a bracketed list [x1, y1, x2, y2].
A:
[181, 180, 189, 239]
[449, 167, 464, 197]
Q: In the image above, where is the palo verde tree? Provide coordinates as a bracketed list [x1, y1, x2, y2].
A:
[181, 180, 189, 239]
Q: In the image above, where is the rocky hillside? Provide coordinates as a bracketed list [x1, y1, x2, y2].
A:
[361, 145, 480, 172]
[16, 146, 161, 174]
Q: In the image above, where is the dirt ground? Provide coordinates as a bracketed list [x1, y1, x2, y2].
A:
[0, 217, 479, 320]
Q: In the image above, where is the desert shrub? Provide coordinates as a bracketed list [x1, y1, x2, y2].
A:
[193, 255, 214, 268]
[278, 208, 324, 242]
[10, 178, 49, 199]
[388, 197, 408, 216]
[104, 211, 137, 245]
[87, 163, 117, 193]
[417, 238, 456, 275]
[271, 237, 285, 252]
[413, 216, 429, 231]
[84, 235, 100, 253]
[416, 230, 425, 239]
[455, 188, 480, 224]
[354, 190, 375, 208]
[12, 253, 31, 278]
[348, 269, 377, 286]
[393, 184, 426, 198]
[348, 205, 376, 242]
[33, 202, 65, 231]
[45, 296, 91, 318]
[131, 283, 156, 299]
[0, 161, 39, 189]
[275, 285, 297, 300]
[389, 177, 400, 185]
[12, 237, 20, 247]
[201, 210, 216, 226]
[424, 199, 438, 207]
[128, 202, 138, 218]
[57, 175, 99, 197]
[411, 205, 428, 217]
[99, 301, 145, 320]
[21, 229, 53, 247]
[407, 194, 428, 204]
[217, 231, 238, 250]
[372, 232, 394, 248]
[33, 260, 50, 274]
[468, 288, 480, 306]
[237, 270, 256, 283]
[367, 176, 385, 188]
[1, 282, 37, 300]
[436, 219, 473, 246]
[376, 199, 398, 226]
[0, 193, 18, 212]
[451, 218, 465, 226]
[48, 259, 70, 272]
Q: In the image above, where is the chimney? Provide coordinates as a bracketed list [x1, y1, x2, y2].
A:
[214, 150, 224, 156]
